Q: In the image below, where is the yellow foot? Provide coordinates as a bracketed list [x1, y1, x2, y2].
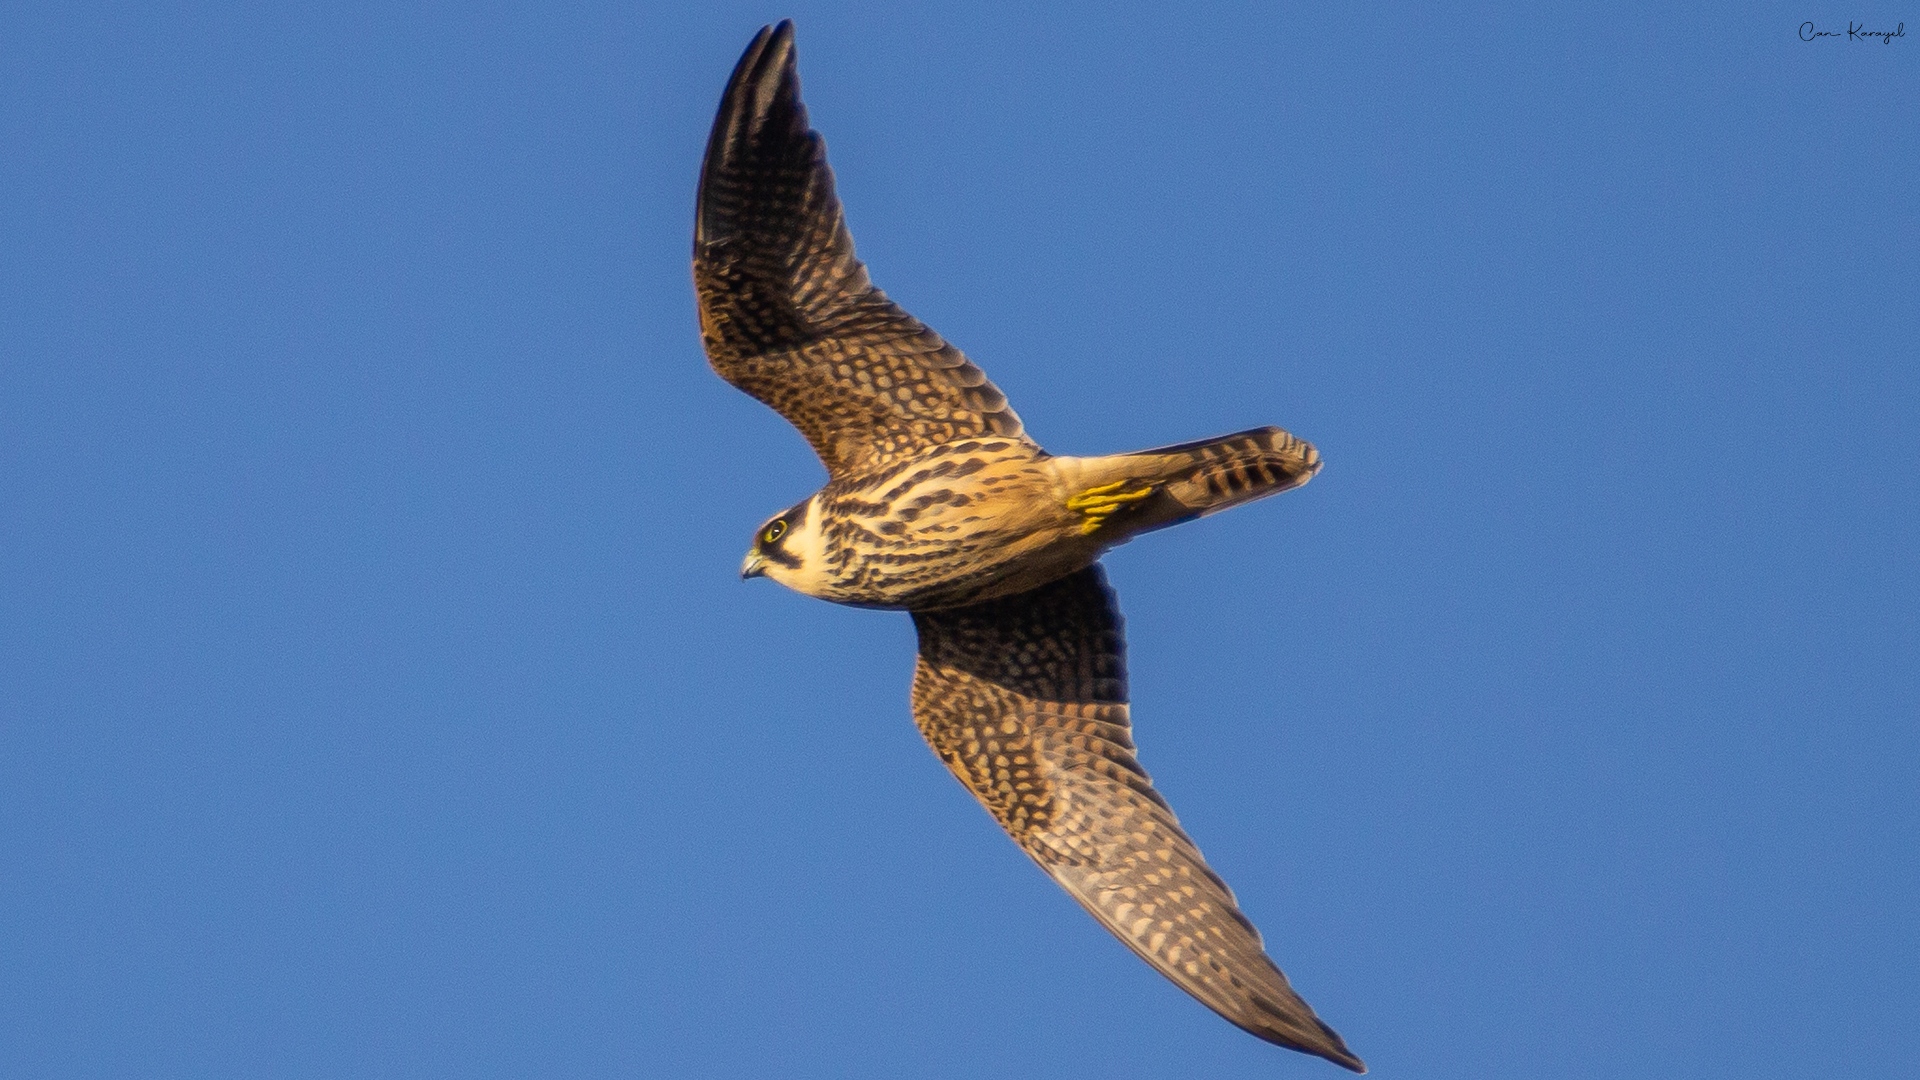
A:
[1066, 481, 1154, 535]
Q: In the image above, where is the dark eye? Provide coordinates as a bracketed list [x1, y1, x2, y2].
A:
[762, 520, 787, 545]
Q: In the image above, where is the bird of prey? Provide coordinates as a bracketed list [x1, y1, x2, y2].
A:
[694, 21, 1364, 1073]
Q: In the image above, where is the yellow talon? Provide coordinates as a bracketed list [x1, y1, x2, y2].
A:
[1067, 481, 1154, 533]
[1066, 480, 1122, 506]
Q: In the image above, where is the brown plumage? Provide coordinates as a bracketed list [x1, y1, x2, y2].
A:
[697, 21, 1362, 1072]
[694, 22, 1025, 480]
[913, 567, 1361, 1067]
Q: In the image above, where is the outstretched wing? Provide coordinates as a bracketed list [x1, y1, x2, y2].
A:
[909, 567, 1365, 1072]
[695, 21, 1027, 481]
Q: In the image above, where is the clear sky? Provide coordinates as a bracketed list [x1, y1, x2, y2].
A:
[2, 3, 1915, 1077]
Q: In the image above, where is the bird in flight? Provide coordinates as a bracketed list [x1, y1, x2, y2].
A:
[694, 21, 1363, 1072]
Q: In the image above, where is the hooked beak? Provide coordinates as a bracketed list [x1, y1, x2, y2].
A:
[740, 550, 767, 579]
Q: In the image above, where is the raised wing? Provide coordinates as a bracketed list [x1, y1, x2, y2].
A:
[910, 567, 1364, 1071]
[695, 22, 1027, 481]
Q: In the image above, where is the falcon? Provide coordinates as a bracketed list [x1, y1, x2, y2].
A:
[695, 22, 1363, 1072]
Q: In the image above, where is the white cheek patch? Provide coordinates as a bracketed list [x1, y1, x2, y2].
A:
[764, 498, 837, 598]
[788, 513, 828, 575]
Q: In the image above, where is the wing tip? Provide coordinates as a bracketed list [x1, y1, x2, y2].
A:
[1243, 1020, 1365, 1072]
[1313, 1030, 1367, 1074]
[696, 20, 805, 248]
[1252, 981, 1367, 1071]
[1247, 1012, 1366, 1072]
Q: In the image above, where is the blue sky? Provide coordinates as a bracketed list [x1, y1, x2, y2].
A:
[2, 3, 1915, 1077]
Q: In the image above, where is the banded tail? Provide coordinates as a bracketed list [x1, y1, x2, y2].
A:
[1062, 426, 1322, 539]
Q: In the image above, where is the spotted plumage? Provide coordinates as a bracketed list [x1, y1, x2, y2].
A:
[694, 22, 1024, 479]
[699, 22, 1362, 1072]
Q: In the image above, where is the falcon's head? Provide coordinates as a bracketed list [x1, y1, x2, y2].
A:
[740, 495, 826, 594]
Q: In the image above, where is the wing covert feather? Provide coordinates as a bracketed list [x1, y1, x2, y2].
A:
[910, 567, 1364, 1072]
[694, 22, 1026, 480]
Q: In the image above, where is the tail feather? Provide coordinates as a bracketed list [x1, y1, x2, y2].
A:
[1137, 425, 1321, 519]
[1058, 426, 1321, 541]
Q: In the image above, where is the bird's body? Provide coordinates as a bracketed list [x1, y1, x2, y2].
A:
[695, 22, 1364, 1072]
[752, 435, 1068, 609]
[753, 427, 1320, 610]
